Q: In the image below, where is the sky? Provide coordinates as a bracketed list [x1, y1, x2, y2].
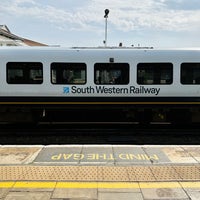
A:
[1, 0, 200, 48]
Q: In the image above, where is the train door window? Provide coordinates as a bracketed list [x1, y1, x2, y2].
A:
[7, 62, 43, 84]
[181, 63, 200, 84]
[51, 63, 86, 84]
[94, 63, 129, 84]
[137, 63, 173, 84]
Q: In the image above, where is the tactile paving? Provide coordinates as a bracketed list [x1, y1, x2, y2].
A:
[21, 166, 55, 180]
[99, 166, 129, 181]
[127, 166, 156, 181]
[150, 166, 182, 181]
[77, 166, 98, 181]
[0, 165, 200, 181]
[0, 166, 27, 180]
[173, 166, 200, 180]
[50, 166, 78, 181]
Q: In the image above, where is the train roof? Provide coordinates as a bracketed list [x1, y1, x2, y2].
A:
[1, 46, 200, 58]
[1, 46, 200, 51]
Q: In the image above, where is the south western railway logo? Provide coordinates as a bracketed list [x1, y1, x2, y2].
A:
[63, 86, 160, 95]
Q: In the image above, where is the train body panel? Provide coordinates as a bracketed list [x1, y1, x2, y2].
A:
[0, 47, 200, 100]
[0, 47, 200, 123]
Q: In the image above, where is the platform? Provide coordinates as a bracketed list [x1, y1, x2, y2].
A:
[0, 145, 200, 199]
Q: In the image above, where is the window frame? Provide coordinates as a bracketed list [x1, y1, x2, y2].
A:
[94, 63, 130, 85]
[181, 63, 200, 85]
[137, 62, 173, 85]
[50, 62, 87, 85]
[7, 62, 43, 84]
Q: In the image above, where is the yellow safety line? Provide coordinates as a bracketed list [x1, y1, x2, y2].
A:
[98, 182, 139, 189]
[56, 182, 98, 188]
[180, 182, 200, 188]
[0, 182, 15, 188]
[14, 182, 56, 188]
[0, 182, 200, 189]
[139, 182, 181, 189]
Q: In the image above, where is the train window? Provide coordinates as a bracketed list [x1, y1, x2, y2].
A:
[137, 63, 173, 85]
[94, 63, 129, 85]
[7, 62, 43, 84]
[51, 63, 86, 84]
[181, 63, 200, 84]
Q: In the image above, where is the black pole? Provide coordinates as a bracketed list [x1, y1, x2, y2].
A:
[104, 9, 109, 47]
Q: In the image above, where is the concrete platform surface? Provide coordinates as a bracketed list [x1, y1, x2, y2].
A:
[0, 145, 200, 165]
[0, 145, 200, 200]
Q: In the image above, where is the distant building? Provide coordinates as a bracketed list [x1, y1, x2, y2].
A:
[0, 25, 47, 46]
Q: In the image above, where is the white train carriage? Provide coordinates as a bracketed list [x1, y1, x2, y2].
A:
[0, 46, 200, 123]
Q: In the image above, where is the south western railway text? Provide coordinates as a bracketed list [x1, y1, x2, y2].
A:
[71, 86, 160, 95]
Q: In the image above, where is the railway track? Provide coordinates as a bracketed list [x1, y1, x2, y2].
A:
[0, 122, 200, 145]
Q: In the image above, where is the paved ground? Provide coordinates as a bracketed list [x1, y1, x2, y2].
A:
[0, 145, 200, 199]
[2, 181, 200, 200]
[1, 144, 200, 165]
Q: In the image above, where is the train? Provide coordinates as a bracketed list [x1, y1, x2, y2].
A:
[0, 46, 200, 124]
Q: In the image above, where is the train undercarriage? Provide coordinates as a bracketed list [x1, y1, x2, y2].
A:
[0, 104, 200, 125]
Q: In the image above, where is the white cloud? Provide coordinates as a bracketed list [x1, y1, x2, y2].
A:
[83, 0, 200, 32]
[1, 0, 200, 33]
[1, 0, 200, 47]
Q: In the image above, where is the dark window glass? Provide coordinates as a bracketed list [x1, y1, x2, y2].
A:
[94, 63, 129, 85]
[51, 63, 86, 84]
[7, 62, 43, 84]
[181, 63, 200, 84]
[137, 63, 173, 85]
